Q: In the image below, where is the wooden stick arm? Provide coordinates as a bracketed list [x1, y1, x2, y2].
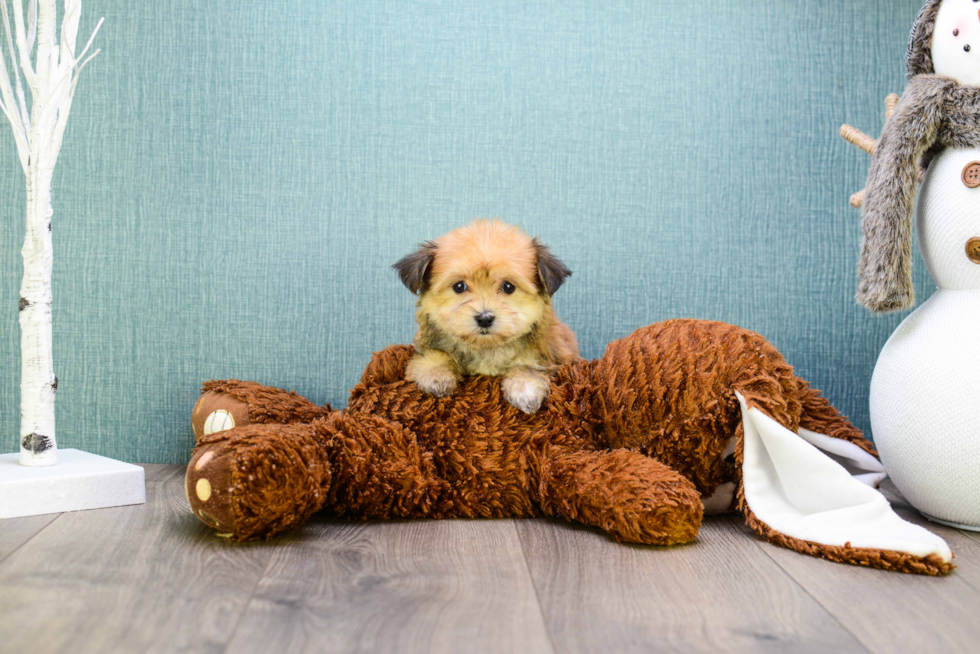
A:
[840, 124, 876, 155]
[885, 93, 899, 120]
[841, 93, 905, 209]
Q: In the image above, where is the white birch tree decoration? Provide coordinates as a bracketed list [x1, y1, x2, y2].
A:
[0, 1, 142, 519]
[0, 0, 103, 467]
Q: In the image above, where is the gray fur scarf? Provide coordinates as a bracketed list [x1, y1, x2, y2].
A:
[859, 0, 980, 312]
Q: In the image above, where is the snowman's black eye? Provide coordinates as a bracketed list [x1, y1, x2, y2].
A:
[955, 29, 960, 36]
[501, 281, 516, 294]
[967, 45, 973, 53]
[453, 281, 467, 294]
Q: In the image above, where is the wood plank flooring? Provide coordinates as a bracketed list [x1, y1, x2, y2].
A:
[518, 518, 866, 654]
[0, 465, 977, 654]
[225, 520, 554, 654]
[0, 512, 60, 563]
[734, 483, 980, 654]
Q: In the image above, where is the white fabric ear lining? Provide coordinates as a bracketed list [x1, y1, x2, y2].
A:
[736, 392, 951, 562]
[797, 428, 888, 488]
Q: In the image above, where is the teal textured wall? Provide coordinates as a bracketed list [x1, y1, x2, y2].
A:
[0, 1, 933, 463]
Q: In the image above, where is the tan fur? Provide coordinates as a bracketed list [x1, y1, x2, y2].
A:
[401, 220, 579, 413]
[500, 366, 552, 414]
[404, 348, 460, 397]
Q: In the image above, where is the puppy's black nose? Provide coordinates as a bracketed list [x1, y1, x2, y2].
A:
[475, 312, 495, 329]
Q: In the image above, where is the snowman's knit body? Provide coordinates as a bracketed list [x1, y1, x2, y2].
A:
[862, 0, 980, 528]
[871, 147, 980, 529]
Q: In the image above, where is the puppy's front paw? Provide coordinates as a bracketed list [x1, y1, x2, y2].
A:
[502, 371, 550, 414]
[413, 369, 458, 397]
[406, 353, 459, 397]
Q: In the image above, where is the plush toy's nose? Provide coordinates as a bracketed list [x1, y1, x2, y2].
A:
[475, 312, 495, 328]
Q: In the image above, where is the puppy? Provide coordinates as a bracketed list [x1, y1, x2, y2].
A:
[393, 220, 580, 413]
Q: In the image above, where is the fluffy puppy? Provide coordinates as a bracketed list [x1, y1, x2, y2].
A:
[393, 220, 580, 413]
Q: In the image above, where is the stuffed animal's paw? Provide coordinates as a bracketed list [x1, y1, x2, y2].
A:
[187, 423, 333, 540]
[186, 441, 242, 537]
[192, 390, 251, 442]
[502, 370, 550, 414]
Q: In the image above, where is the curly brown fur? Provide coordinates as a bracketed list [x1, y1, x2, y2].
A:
[858, 1, 980, 312]
[187, 320, 948, 574]
[188, 423, 333, 539]
[538, 447, 703, 545]
[796, 380, 876, 455]
[198, 379, 333, 431]
[592, 321, 807, 494]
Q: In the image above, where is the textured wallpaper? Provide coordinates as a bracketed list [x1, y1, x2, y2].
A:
[0, 1, 932, 463]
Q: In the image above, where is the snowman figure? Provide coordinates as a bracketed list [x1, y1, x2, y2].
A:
[844, 0, 980, 529]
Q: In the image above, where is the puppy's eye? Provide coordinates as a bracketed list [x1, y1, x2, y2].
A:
[452, 281, 467, 294]
[501, 281, 516, 294]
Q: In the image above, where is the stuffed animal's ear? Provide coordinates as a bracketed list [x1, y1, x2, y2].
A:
[532, 238, 571, 295]
[393, 241, 437, 295]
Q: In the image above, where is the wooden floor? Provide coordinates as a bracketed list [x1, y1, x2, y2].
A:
[1, 465, 979, 654]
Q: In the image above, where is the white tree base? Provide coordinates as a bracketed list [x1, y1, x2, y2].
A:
[0, 448, 145, 519]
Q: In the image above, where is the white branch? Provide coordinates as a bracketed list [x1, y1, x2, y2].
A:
[1, 3, 27, 126]
[71, 14, 100, 70]
[56, 11, 101, 94]
[13, 61, 27, 125]
[26, 0, 35, 52]
[0, 2, 28, 171]
[0, 94, 14, 123]
[59, 0, 77, 74]
[67, 46, 96, 94]
[52, 14, 102, 166]
[50, 45, 96, 165]
[0, 96, 28, 171]
[9, 0, 103, 466]
[34, 0, 54, 88]
[0, 5, 21, 114]
[11, 0, 37, 92]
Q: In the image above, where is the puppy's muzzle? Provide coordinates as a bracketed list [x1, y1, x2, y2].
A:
[475, 312, 495, 329]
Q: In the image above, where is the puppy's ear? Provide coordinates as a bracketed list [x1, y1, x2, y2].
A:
[393, 241, 437, 295]
[532, 238, 571, 295]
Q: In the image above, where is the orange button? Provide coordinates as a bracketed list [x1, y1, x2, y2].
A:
[963, 162, 980, 188]
[967, 238, 980, 264]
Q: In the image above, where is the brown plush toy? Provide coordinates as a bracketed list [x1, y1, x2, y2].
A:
[186, 319, 953, 575]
